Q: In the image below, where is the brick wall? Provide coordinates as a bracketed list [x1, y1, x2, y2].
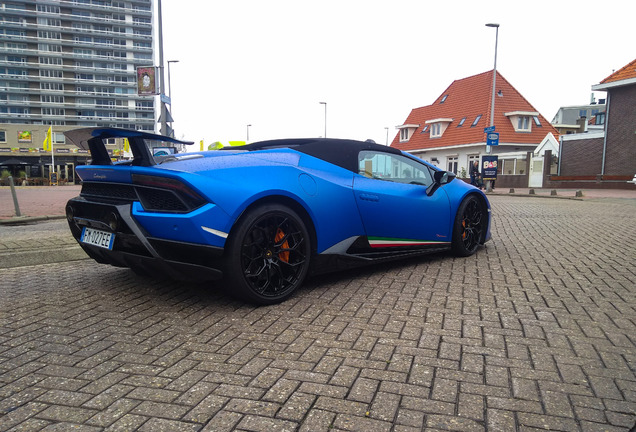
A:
[559, 137, 604, 176]
[605, 86, 636, 176]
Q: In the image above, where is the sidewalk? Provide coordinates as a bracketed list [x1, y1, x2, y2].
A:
[486, 186, 636, 200]
[0, 184, 81, 222]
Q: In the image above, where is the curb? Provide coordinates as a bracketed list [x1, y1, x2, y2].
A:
[0, 215, 66, 225]
[0, 245, 88, 269]
[486, 192, 583, 201]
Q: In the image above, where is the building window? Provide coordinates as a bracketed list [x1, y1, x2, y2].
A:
[42, 108, 65, 116]
[440, 95, 448, 103]
[595, 112, 605, 125]
[533, 116, 542, 127]
[400, 128, 409, 142]
[471, 115, 482, 127]
[457, 117, 466, 127]
[447, 156, 458, 174]
[40, 69, 62, 78]
[431, 123, 442, 138]
[500, 158, 526, 175]
[0, 130, 6, 143]
[517, 116, 530, 131]
[41, 95, 65, 103]
[39, 57, 63, 66]
[53, 132, 65, 144]
[420, 125, 429, 134]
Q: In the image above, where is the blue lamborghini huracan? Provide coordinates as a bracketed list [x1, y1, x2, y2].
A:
[65, 128, 491, 304]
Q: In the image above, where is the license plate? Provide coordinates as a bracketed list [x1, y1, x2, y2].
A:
[81, 227, 115, 250]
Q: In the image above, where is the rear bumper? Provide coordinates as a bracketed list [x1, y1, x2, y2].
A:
[66, 197, 224, 281]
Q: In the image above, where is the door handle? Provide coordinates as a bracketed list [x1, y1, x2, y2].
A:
[359, 193, 379, 202]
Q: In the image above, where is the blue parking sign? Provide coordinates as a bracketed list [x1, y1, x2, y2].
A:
[487, 132, 499, 146]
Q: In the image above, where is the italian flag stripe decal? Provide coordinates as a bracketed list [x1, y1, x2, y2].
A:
[368, 237, 450, 248]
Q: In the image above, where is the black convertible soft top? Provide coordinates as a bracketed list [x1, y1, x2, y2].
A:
[231, 138, 403, 173]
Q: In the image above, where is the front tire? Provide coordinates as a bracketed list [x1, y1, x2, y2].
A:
[451, 195, 486, 257]
[224, 204, 311, 304]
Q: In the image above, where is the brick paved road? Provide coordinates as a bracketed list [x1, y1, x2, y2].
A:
[1, 196, 635, 431]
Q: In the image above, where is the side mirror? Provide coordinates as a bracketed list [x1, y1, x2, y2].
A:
[427, 170, 456, 196]
[433, 170, 456, 185]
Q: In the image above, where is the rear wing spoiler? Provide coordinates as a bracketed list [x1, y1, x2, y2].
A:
[64, 127, 194, 167]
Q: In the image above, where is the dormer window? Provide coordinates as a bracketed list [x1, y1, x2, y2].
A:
[425, 118, 453, 138]
[397, 124, 419, 142]
[505, 111, 539, 132]
[431, 123, 441, 136]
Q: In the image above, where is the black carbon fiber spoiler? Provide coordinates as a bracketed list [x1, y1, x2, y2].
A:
[64, 127, 194, 167]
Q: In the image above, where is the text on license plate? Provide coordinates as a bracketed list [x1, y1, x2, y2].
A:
[81, 227, 115, 250]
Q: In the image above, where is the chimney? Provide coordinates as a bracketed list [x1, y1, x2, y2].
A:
[576, 116, 587, 133]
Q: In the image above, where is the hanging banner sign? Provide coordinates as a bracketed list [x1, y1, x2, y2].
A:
[137, 66, 158, 96]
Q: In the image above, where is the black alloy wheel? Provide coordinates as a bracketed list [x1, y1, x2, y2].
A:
[451, 195, 485, 257]
[225, 204, 311, 304]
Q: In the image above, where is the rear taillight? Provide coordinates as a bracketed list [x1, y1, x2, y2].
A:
[131, 174, 206, 212]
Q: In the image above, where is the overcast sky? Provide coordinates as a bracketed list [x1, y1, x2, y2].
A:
[159, 0, 633, 146]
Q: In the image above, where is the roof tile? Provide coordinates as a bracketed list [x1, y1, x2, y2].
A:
[599, 58, 636, 84]
[391, 70, 559, 151]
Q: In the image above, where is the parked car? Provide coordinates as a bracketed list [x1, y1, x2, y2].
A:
[65, 128, 491, 304]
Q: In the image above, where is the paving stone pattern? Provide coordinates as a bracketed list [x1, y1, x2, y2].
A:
[1, 196, 635, 431]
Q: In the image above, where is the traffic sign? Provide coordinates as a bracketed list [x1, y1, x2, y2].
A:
[487, 132, 499, 146]
[484, 125, 496, 133]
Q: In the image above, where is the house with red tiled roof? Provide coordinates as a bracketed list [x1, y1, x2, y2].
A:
[391, 70, 560, 188]
[550, 58, 636, 189]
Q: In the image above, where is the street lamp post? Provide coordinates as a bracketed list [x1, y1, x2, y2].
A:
[158, 0, 167, 136]
[167, 60, 179, 137]
[384, 127, 389, 145]
[319, 102, 327, 138]
[485, 23, 499, 193]
[246, 124, 251, 142]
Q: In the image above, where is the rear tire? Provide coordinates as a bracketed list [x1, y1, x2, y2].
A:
[224, 203, 311, 304]
[451, 195, 486, 257]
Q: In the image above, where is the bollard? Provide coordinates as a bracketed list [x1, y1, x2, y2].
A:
[8, 176, 22, 217]
[551, 190, 557, 196]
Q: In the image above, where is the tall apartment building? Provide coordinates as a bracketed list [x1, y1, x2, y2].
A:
[0, 0, 156, 183]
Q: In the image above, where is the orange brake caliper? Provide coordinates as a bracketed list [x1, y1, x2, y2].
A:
[275, 228, 290, 263]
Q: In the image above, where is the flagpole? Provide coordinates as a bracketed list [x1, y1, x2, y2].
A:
[51, 126, 55, 183]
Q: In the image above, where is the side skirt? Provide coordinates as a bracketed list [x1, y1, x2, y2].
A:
[310, 235, 451, 275]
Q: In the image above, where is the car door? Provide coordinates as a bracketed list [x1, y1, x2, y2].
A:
[353, 150, 452, 247]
